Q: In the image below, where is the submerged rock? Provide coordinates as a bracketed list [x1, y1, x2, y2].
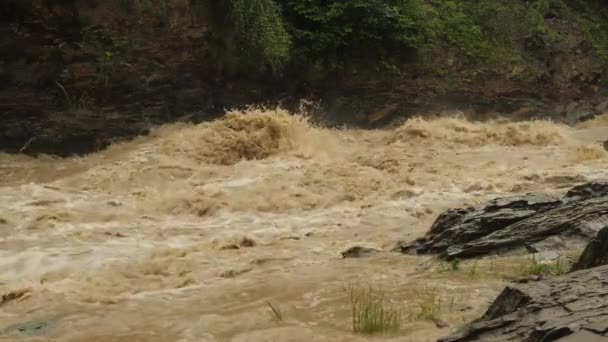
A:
[396, 181, 608, 259]
[341, 246, 381, 258]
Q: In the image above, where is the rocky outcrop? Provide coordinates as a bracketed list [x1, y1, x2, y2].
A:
[396, 194, 563, 256]
[439, 224, 608, 342]
[396, 181, 608, 259]
[565, 180, 608, 200]
[439, 264, 608, 342]
[570, 226, 608, 272]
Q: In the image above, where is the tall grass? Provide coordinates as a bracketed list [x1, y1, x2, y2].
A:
[346, 283, 401, 335]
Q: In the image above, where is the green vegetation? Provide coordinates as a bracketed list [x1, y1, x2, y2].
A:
[412, 286, 443, 321]
[82, 26, 130, 85]
[68, 0, 608, 83]
[523, 255, 569, 278]
[206, 0, 608, 79]
[346, 283, 401, 335]
[231, 0, 291, 73]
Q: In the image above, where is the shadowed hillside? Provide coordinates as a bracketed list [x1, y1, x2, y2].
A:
[1, 0, 608, 155]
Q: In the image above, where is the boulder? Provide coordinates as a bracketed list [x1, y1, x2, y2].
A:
[565, 180, 608, 200]
[396, 181, 608, 260]
[341, 246, 381, 258]
[395, 194, 563, 256]
[570, 226, 608, 272]
[439, 265, 608, 342]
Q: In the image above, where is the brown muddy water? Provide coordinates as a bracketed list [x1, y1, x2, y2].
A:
[1, 109, 608, 341]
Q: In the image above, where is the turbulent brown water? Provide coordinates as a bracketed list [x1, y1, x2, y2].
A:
[1, 109, 608, 341]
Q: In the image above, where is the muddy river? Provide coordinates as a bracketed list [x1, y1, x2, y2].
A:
[1, 109, 607, 341]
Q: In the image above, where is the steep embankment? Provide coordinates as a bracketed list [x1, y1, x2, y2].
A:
[1, 0, 608, 156]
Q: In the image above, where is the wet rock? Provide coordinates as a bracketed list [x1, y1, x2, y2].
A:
[341, 246, 381, 258]
[239, 237, 256, 248]
[219, 237, 257, 250]
[1, 288, 29, 306]
[106, 200, 122, 207]
[395, 193, 563, 257]
[526, 236, 568, 253]
[556, 330, 608, 342]
[220, 244, 240, 250]
[439, 264, 608, 342]
[565, 180, 608, 200]
[570, 226, 608, 272]
[397, 181, 608, 260]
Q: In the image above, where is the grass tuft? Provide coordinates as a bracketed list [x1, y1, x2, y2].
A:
[523, 254, 569, 278]
[346, 283, 401, 335]
[412, 287, 443, 321]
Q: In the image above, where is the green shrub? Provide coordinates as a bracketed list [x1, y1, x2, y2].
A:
[230, 0, 292, 73]
[279, 0, 430, 77]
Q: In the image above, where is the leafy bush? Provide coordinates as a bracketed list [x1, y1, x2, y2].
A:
[230, 0, 292, 73]
[279, 0, 430, 77]
[158, 0, 608, 80]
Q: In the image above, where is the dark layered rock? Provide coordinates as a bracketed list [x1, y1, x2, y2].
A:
[565, 180, 608, 201]
[397, 181, 608, 260]
[395, 194, 563, 256]
[439, 224, 608, 342]
[570, 226, 608, 272]
[439, 265, 608, 341]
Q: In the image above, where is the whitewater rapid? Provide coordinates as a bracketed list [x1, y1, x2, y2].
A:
[1, 109, 607, 341]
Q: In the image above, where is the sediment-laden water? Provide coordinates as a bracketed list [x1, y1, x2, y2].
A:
[1, 109, 607, 341]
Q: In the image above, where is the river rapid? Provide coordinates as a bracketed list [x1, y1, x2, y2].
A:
[1, 109, 608, 341]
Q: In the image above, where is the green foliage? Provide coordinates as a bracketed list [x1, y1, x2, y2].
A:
[279, 0, 428, 77]
[230, 0, 292, 73]
[271, 0, 566, 76]
[84, 0, 608, 82]
[523, 255, 569, 278]
[568, 0, 608, 62]
[346, 283, 401, 335]
[82, 26, 130, 85]
[450, 258, 461, 271]
[423, 0, 489, 58]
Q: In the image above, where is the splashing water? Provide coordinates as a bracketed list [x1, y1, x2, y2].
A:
[0, 109, 607, 341]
